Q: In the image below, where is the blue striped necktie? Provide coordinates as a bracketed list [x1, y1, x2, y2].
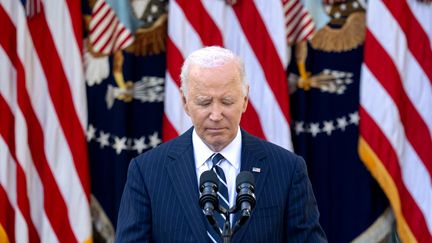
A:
[206, 153, 229, 242]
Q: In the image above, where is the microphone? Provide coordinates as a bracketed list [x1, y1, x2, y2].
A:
[235, 171, 256, 226]
[199, 170, 219, 217]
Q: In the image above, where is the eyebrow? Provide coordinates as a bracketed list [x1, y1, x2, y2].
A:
[195, 96, 211, 102]
[222, 96, 234, 101]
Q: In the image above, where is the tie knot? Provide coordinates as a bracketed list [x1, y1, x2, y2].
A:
[211, 153, 224, 167]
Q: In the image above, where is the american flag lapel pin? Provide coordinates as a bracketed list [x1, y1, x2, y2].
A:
[252, 167, 261, 173]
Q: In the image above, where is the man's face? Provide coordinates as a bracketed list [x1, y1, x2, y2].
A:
[182, 61, 249, 152]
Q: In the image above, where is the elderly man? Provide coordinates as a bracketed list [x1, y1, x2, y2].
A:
[115, 46, 326, 242]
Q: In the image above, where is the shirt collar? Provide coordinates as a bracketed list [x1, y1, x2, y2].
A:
[193, 127, 242, 170]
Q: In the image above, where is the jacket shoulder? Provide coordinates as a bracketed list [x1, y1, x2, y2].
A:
[243, 131, 301, 161]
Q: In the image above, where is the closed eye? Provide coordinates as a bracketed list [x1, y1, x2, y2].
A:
[198, 102, 211, 107]
[195, 96, 212, 106]
[222, 98, 234, 105]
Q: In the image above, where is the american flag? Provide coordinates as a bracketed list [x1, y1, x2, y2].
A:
[359, 0, 432, 242]
[88, 0, 134, 55]
[163, 0, 293, 150]
[282, 0, 315, 44]
[0, 0, 92, 242]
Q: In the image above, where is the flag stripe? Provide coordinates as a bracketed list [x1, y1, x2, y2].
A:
[239, 104, 266, 140]
[64, 0, 84, 52]
[359, 108, 432, 242]
[0, 29, 78, 243]
[0, 42, 54, 243]
[165, 73, 193, 132]
[16, 2, 91, 239]
[92, 12, 116, 47]
[163, 37, 191, 138]
[285, 0, 301, 27]
[0, 1, 92, 241]
[26, 8, 91, 198]
[232, 1, 290, 121]
[0, 10, 45, 243]
[176, 0, 223, 46]
[0, 115, 18, 243]
[2, 95, 59, 243]
[367, 2, 432, 160]
[99, 19, 120, 54]
[90, 2, 111, 34]
[0, 96, 39, 243]
[296, 16, 314, 40]
[367, 0, 432, 133]
[254, 1, 288, 65]
[162, 114, 179, 142]
[360, 65, 432, 231]
[107, 19, 122, 51]
[0, 185, 15, 243]
[283, 0, 315, 44]
[286, 6, 303, 34]
[364, 30, 432, 177]
[168, 0, 203, 58]
[166, 37, 183, 88]
[405, 0, 432, 42]
[0, 132, 34, 243]
[95, 15, 118, 52]
[361, 1, 432, 240]
[43, 0, 88, 129]
[383, 0, 432, 83]
[114, 30, 133, 51]
[287, 11, 309, 41]
[90, 0, 106, 22]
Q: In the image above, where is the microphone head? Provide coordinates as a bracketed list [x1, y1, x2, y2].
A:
[199, 170, 219, 212]
[235, 171, 256, 221]
[236, 171, 255, 190]
[200, 170, 218, 192]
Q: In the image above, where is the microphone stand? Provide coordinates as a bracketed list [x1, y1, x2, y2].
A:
[222, 217, 232, 243]
[213, 206, 251, 243]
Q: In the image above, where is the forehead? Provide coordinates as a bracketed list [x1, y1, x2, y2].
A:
[187, 62, 242, 90]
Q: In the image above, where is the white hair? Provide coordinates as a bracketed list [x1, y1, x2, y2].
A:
[180, 46, 248, 96]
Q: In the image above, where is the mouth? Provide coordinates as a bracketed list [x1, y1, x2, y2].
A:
[206, 127, 226, 132]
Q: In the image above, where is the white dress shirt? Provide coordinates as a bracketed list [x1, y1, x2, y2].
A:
[193, 127, 242, 213]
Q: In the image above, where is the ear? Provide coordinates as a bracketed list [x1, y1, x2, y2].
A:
[242, 85, 249, 113]
[182, 92, 190, 116]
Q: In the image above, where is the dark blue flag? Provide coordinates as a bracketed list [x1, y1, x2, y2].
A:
[288, 8, 389, 243]
[83, 0, 167, 240]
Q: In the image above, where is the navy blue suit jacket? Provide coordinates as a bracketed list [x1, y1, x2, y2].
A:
[116, 128, 326, 242]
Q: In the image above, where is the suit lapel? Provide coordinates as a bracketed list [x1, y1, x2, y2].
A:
[233, 130, 269, 242]
[165, 128, 208, 242]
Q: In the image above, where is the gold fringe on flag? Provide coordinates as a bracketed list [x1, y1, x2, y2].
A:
[0, 224, 10, 243]
[359, 137, 417, 243]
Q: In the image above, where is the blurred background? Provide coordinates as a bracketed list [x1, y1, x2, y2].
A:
[1, 0, 430, 242]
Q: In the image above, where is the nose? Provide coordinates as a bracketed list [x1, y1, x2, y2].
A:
[209, 105, 223, 121]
